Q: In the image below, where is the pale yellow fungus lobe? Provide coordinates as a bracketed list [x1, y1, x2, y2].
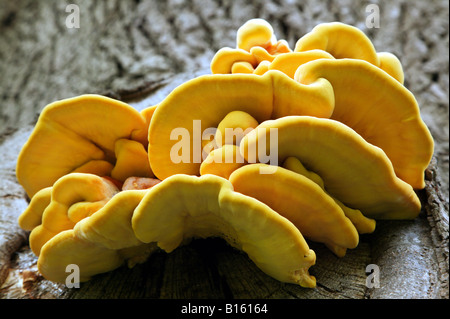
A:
[295, 59, 434, 189]
[240, 116, 422, 220]
[24, 173, 119, 256]
[282, 156, 376, 234]
[16, 94, 150, 198]
[132, 174, 317, 287]
[229, 164, 359, 257]
[200, 145, 246, 179]
[294, 21, 405, 82]
[148, 71, 334, 180]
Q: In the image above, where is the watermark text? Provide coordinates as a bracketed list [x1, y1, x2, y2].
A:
[65, 4, 80, 29]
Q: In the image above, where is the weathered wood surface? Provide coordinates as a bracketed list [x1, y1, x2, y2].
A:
[0, 0, 448, 299]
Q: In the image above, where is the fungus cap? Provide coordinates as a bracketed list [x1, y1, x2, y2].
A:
[16, 94, 149, 198]
[210, 47, 257, 74]
[214, 110, 259, 146]
[200, 145, 247, 179]
[26, 173, 119, 255]
[240, 116, 421, 219]
[229, 164, 359, 257]
[236, 18, 277, 52]
[111, 138, 154, 181]
[294, 22, 379, 65]
[18, 187, 52, 231]
[268, 50, 335, 79]
[295, 59, 434, 189]
[377, 52, 405, 84]
[282, 156, 376, 235]
[38, 229, 125, 283]
[294, 22, 405, 82]
[148, 71, 334, 180]
[132, 174, 317, 287]
[35, 184, 158, 283]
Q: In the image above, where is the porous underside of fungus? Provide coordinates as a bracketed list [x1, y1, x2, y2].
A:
[15, 19, 433, 288]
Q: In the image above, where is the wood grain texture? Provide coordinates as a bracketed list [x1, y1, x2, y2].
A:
[0, 0, 448, 299]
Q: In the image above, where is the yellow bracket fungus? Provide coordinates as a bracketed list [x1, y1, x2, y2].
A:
[16, 94, 151, 198]
[214, 110, 259, 147]
[240, 116, 421, 220]
[20, 173, 161, 283]
[295, 59, 434, 189]
[282, 157, 376, 234]
[148, 71, 334, 180]
[376, 51, 405, 84]
[236, 18, 277, 52]
[37, 188, 159, 283]
[211, 18, 292, 75]
[21, 172, 316, 287]
[18, 187, 52, 232]
[111, 138, 154, 181]
[15, 18, 435, 289]
[236, 18, 291, 55]
[268, 50, 335, 79]
[229, 164, 359, 257]
[294, 22, 404, 83]
[38, 229, 126, 284]
[211, 48, 258, 74]
[295, 22, 379, 63]
[200, 144, 246, 179]
[24, 173, 119, 256]
[132, 174, 316, 288]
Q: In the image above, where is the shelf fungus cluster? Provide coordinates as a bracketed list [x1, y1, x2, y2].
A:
[16, 19, 434, 289]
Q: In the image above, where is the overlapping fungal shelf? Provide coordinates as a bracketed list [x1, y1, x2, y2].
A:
[16, 19, 434, 288]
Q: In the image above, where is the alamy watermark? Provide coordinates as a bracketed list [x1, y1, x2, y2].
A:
[65, 4, 80, 29]
[170, 120, 279, 174]
[365, 264, 380, 288]
[365, 4, 380, 29]
[64, 4, 381, 31]
[65, 264, 80, 288]
[64, 262, 381, 289]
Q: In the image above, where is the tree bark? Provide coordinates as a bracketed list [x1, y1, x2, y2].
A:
[0, 0, 448, 299]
